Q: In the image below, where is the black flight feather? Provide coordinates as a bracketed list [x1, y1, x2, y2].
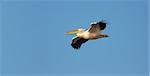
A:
[71, 37, 88, 49]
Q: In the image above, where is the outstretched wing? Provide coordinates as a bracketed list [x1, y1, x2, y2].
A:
[71, 36, 88, 49]
[88, 21, 107, 33]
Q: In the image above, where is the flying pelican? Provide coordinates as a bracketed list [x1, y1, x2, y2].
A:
[66, 21, 108, 49]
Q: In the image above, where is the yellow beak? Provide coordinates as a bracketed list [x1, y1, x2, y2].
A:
[66, 29, 79, 34]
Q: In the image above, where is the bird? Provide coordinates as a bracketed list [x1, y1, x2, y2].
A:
[66, 21, 108, 49]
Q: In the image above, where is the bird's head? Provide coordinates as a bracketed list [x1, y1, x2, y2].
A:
[66, 28, 84, 35]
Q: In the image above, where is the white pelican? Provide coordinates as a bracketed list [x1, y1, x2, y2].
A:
[66, 21, 108, 49]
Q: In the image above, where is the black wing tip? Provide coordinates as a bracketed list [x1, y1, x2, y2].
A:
[90, 20, 107, 25]
[97, 20, 107, 25]
[71, 37, 88, 50]
[71, 44, 81, 49]
[96, 20, 107, 30]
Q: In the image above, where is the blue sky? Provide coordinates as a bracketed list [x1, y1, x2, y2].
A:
[1, 1, 149, 76]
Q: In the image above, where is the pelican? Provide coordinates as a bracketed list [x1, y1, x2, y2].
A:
[66, 21, 108, 49]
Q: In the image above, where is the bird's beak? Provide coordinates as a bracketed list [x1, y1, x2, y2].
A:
[66, 29, 79, 35]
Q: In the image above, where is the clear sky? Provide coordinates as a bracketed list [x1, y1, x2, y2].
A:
[1, 0, 149, 76]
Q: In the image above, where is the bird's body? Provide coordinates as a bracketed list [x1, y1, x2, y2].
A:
[66, 21, 108, 49]
[77, 30, 100, 39]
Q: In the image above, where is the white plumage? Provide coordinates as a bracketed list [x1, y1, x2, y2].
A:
[66, 21, 108, 49]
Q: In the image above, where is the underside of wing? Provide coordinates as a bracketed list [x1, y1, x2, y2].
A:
[88, 24, 101, 33]
[71, 36, 88, 49]
[88, 21, 107, 33]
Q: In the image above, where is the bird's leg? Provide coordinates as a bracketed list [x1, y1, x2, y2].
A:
[99, 34, 109, 38]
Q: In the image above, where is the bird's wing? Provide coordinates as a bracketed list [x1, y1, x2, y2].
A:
[88, 21, 106, 33]
[88, 24, 101, 33]
[71, 36, 88, 49]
